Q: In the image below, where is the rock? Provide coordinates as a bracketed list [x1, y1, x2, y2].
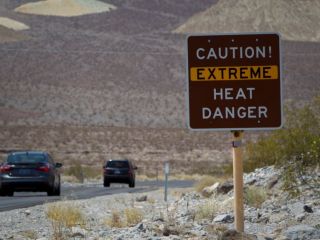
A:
[136, 223, 145, 231]
[284, 225, 320, 240]
[24, 210, 31, 216]
[202, 182, 220, 197]
[217, 181, 234, 194]
[303, 205, 313, 213]
[288, 202, 305, 216]
[220, 230, 257, 240]
[163, 225, 180, 236]
[295, 214, 305, 222]
[213, 214, 234, 223]
[136, 195, 148, 202]
[71, 226, 86, 238]
[267, 175, 279, 189]
[246, 179, 257, 185]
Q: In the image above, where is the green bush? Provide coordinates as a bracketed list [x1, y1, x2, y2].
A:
[244, 95, 320, 196]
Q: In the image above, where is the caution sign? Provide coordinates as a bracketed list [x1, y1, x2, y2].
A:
[187, 33, 282, 130]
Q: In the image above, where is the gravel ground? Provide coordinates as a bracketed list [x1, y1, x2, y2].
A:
[0, 166, 319, 240]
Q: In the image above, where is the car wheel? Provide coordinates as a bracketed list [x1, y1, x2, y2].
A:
[47, 187, 54, 196]
[6, 191, 14, 197]
[0, 189, 5, 197]
[103, 179, 110, 187]
[129, 179, 135, 188]
[54, 181, 61, 196]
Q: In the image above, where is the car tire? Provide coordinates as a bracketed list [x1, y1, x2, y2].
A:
[54, 181, 61, 196]
[0, 189, 5, 197]
[47, 187, 54, 196]
[103, 179, 110, 187]
[6, 191, 14, 197]
[129, 179, 135, 188]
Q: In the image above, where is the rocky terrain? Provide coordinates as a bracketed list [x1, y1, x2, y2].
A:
[0, 166, 319, 240]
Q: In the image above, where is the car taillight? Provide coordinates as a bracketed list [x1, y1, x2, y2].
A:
[104, 168, 112, 174]
[0, 164, 12, 173]
[37, 163, 50, 172]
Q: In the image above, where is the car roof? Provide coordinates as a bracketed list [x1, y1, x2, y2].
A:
[9, 151, 48, 156]
[107, 159, 129, 162]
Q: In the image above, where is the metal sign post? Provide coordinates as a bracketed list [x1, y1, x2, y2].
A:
[164, 162, 169, 202]
[232, 131, 244, 232]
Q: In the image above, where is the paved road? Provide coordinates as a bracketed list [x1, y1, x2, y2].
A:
[0, 180, 194, 212]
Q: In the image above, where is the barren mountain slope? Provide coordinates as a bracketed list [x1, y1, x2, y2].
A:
[0, 0, 319, 128]
[0, 0, 217, 127]
[0, 25, 28, 43]
[175, 0, 320, 42]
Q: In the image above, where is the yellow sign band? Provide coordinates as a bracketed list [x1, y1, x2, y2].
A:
[190, 65, 278, 81]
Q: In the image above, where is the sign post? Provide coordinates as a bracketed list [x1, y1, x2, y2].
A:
[186, 33, 282, 232]
[232, 131, 244, 231]
[164, 162, 169, 202]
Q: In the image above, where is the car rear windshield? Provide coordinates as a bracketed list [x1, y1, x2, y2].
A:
[7, 153, 47, 164]
[106, 161, 129, 168]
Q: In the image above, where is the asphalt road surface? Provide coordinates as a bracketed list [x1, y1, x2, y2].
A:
[0, 180, 194, 212]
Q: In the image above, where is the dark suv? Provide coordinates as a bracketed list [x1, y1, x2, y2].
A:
[103, 159, 137, 188]
[0, 151, 62, 196]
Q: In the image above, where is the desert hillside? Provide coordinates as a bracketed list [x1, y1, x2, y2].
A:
[175, 0, 320, 42]
[0, 0, 319, 128]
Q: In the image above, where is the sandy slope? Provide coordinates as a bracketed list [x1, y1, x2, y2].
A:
[174, 0, 320, 42]
[0, 17, 29, 31]
[0, 26, 28, 43]
[15, 0, 116, 17]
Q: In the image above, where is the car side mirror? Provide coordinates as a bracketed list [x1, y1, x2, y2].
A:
[55, 163, 63, 168]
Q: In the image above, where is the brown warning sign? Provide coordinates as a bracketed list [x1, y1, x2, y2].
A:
[187, 33, 282, 130]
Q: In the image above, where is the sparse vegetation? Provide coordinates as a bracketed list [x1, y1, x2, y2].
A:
[46, 202, 86, 239]
[245, 186, 268, 208]
[124, 208, 144, 226]
[194, 176, 217, 193]
[194, 200, 217, 221]
[64, 162, 101, 182]
[243, 95, 320, 196]
[19, 230, 38, 239]
[105, 210, 124, 228]
[105, 208, 144, 228]
[206, 224, 228, 238]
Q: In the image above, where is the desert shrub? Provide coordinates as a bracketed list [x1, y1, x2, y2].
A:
[19, 230, 38, 239]
[244, 95, 320, 196]
[105, 210, 124, 228]
[64, 163, 101, 182]
[194, 176, 217, 193]
[124, 207, 144, 226]
[244, 186, 268, 208]
[64, 162, 84, 183]
[46, 202, 85, 239]
[195, 200, 217, 220]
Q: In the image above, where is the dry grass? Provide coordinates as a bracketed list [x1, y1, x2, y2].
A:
[105, 208, 144, 228]
[105, 210, 124, 228]
[194, 176, 218, 193]
[18, 230, 38, 239]
[124, 208, 144, 226]
[245, 186, 268, 208]
[195, 200, 218, 221]
[206, 224, 228, 238]
[46, 202, 85, 239]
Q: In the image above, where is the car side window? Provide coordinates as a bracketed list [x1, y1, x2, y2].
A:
[47, 154, 54, 164]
